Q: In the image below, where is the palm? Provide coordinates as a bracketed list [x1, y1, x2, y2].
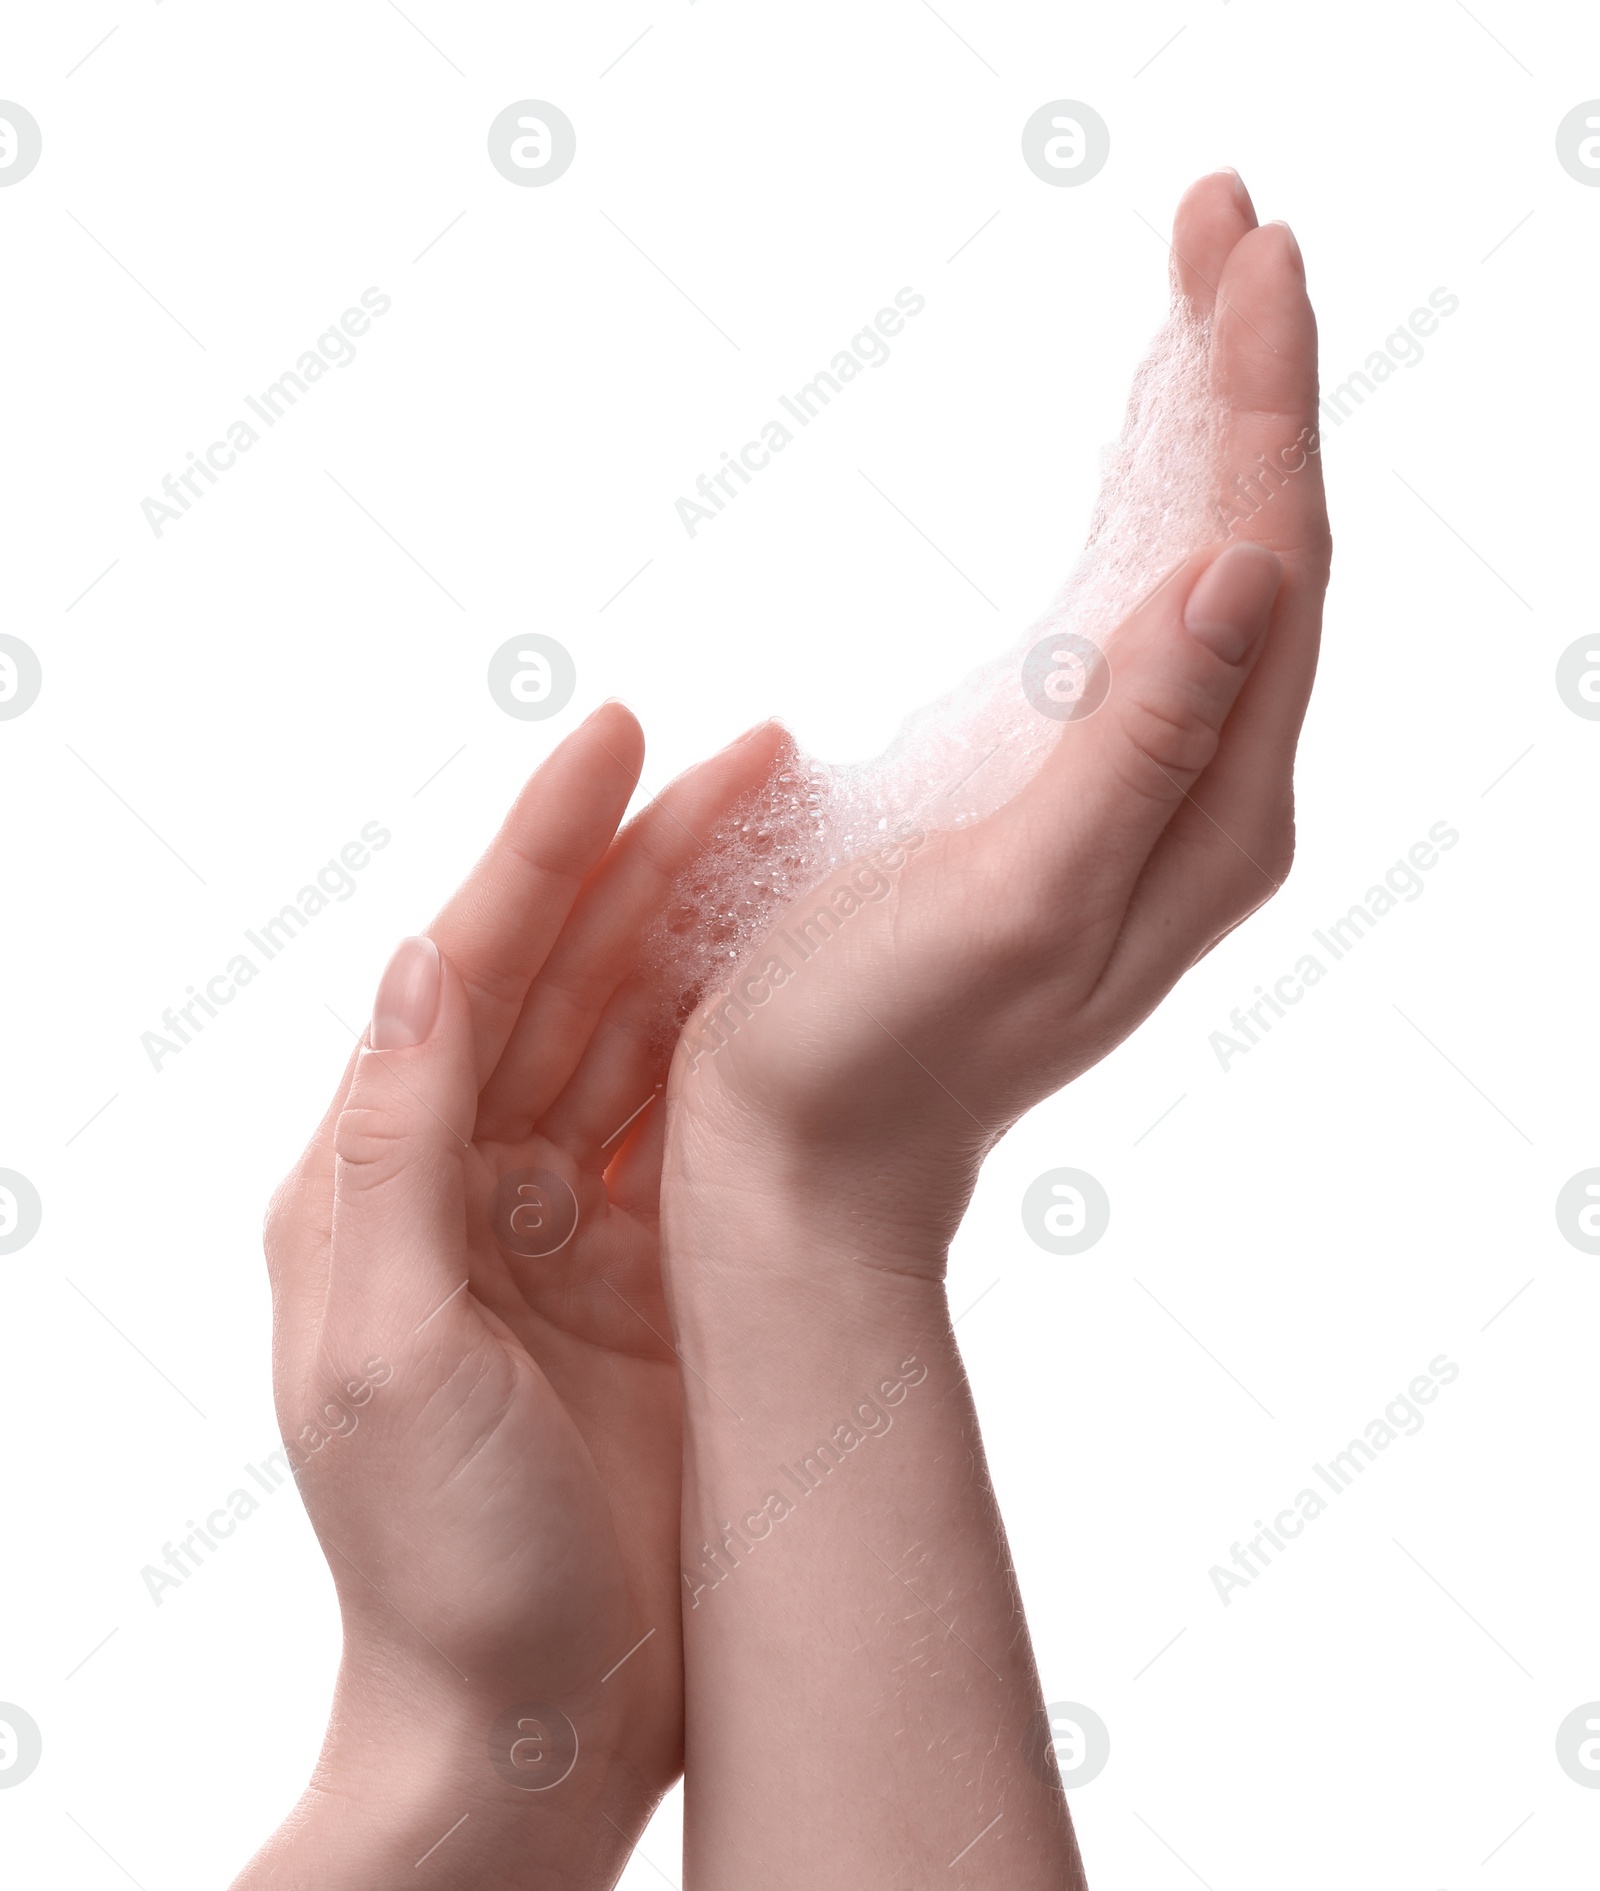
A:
[676, 179, 1329, 1235]
[458, 1130, 682, 1705]
[270, 707, 786, 1803]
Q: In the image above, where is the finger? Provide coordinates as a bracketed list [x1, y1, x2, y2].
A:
[537, 974, 664, 1171]
[476, 722, 789, 1143]
[1090, 807, 1283, 1038]
[426, 701, 645, 1086]
[996, 540, 1283, 931]
[266, 1035, 359, 1247]
[324, 936, 480, 1343]
[1214, 221, 1320, 459]
[262, 1033, 361, 1385]
[1168, 170, 1257, 314]
[1210, 219, 1331, 788]
[1081, 223, 1331, 1020]
[607, 1074, 669, 1219]
[272, 706, 648, 1329]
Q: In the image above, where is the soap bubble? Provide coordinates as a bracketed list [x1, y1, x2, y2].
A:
[647, 306, 1219, 1021]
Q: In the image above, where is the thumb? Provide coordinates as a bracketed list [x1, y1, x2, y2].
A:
[1020, 539, 1283, 902]
[325, 935, 479, 1342]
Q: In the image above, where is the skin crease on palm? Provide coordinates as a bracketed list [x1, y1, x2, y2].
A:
[231, 171, 1329, 1888]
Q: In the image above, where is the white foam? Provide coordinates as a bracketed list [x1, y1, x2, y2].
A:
[648, 301, 1218, 1016]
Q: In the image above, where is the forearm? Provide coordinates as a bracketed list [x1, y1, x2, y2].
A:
[229, 1652, 656, 1890]
[663, 1162, 1085, 1891]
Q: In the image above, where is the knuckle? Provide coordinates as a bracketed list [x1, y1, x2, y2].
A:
[1227, 815, 1296, 916]
[536, 959, 615, 1020]
[332, 1104, 410, 1178]
[1260, 822, 1297, 890]
[502, 831, 589, 902]
[1256, 795, 1299, 887]
[460, 958, 526, 1017]
[263, 1165, 316, 1263]
[1224, 864, 1277, 922]
[1114, 685, 1224, 793]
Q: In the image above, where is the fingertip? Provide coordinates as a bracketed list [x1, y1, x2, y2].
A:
[616, 720, 791, 879]
[685, 718, 792, 806]
[581, 698, 646, 779]
[1170, 171, 1257, 311]
[1213, 219, 1318, 415]
[1261, 219, 1304, 280]
[1216, 218, 1312, 322]
[1183, 541, 1283, 665]
[698, 718, 791, 813]
[1175, 169, 1248, 223]
[730, 718, 792, 769]
[371, 935, 442, 1050]
[340, 945, 475, 1180]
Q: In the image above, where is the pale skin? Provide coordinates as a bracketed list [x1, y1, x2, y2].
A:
[232, 712, 788, 1887]
[663, 170, 1329, 1889]
[232, 170, 1328, 1888]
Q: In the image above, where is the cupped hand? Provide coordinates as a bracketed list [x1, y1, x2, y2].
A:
[261, 705, 784, 1825]
[668, 174, 1331, 1256]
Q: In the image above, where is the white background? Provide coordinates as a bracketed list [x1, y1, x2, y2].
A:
[2, 2, 1596, 1886]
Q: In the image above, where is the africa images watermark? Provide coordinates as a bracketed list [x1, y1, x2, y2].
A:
[140, 1356, 393, 1607]
[1318, 286, 1460, 430]
[674, 287, 926, 537]
[1213, 281, 1460, 536]
[140, 287, 392, 537]
[1209, 1354, 1460, 1607]
[681, 1354, 930, 1608]
[1217, 422, 1321, 536]
[1210, 820, 1459, 1071]
[141, 820, 391, 1071]
[682, 819, 926, 1073]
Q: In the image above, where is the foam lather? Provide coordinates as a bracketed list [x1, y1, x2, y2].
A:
[649, 302, 1219, 1017]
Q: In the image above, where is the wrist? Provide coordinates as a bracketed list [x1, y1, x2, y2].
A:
[662, 1081, 974, 1288]
[658, 1148, 957, 1478]
[233, 1655, 654, 1890]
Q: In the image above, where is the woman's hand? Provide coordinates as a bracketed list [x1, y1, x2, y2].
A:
[234, 704, 784, 1888]
[653, 171, 1328, 1891]
[670, 175, 1330, 1263]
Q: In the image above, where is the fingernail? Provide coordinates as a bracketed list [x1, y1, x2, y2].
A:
[1184, 542, 1282, 664]
[1225, 167, 1254, 215]
[371, 936, 441, 1050]
[1265, 218, 1303, 276]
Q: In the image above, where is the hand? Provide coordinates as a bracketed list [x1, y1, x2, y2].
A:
[669, 174, 1330, 1260]
[650, 169, 1325, 1891]
[237, 705, 783, 1887]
